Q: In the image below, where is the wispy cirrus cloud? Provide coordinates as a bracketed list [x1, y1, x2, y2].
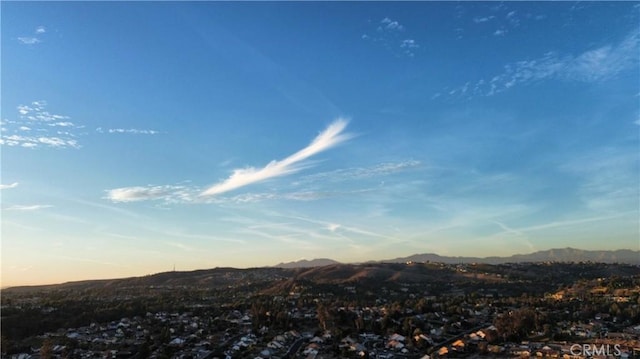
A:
[293, 160, 421, 185]
[400, 39, 419, 53]
[164, 241, 194, 252]
[473, 15, 495, 23]
[238, 216, 360, 249]
[201, 118, 353, 196]
[494, 212, 636, 237]
[439, 28, 639, 99]
[96, 127, 161, 135]
[379, 17, 404, 31]
[18, 37, 41, 45]
[106, 185, 194, 203]
[459, 5, 546, 40]
[0, 182, 19, 190]
[105, 119, 354, 203]
[0, 134, 80, 149]
[17, 101, 70, 122]
[561, 147, 639, 212]
[104, 159, 419, 204]
[4, 101, 163, 149]
[17, 26, 47, 45]
[4, 204, 53, 211]
[1, 101, 81, 149]
[362, 17, 420, 57]
[493, 28, 507, 36]
[287, 215, 395, 241]
[49, 122, 74, 127]
[227, 188, 374, 203]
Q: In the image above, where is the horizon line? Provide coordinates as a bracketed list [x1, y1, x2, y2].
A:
[3, 246, 638, 289]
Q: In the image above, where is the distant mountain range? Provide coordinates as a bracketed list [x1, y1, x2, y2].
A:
[274, 248, 639, 268]
[274, 258, 341, 268]
[3, 248, 637, 292]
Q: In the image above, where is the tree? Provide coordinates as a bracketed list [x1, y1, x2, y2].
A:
[317, 302, 332, 331]
[384, 312, 394, 328]
[159, 326, 171, 344]
[355, 316, 365, 332]
[402, 318, 414, 337]
[494, 308, 536, 342]
[137, 338, 151, 359]
[1, 335, 12, 355]
[41, 339, 54, 359]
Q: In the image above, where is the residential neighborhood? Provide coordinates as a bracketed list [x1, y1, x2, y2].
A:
[2, 262, 639, 358]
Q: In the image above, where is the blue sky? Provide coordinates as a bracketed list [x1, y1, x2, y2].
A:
[2, 2, 639, 286]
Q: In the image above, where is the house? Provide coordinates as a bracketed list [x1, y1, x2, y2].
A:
[360, 333, 379, 341]
[303, 347, 318, 356]
[169, 338, 185, 346]
[452, 339, 465, 351]
[414, 333, 433, 345]
[535, 345, 557, 357]
[351, 343, 366, 353]
[340, 336, 357, 348]
[386, 340, 405, 350]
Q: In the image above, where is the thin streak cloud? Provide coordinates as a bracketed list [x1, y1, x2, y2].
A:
[200, 118, 353, 196]
[4, 204, 53, 211]
[104, 159, 413, 205]
[18, 37, 40, 45]
[294, 160, 421, 185]
[96, 127, 161, 135]
[285, 215, 395, 241]
[50, 255, 127, 268]
[106, 185, 193, 203]
[513, 212, 635, 234]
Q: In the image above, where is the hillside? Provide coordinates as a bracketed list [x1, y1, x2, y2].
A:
[3, 267, 290, 294]
[3, 248, 637, 294]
